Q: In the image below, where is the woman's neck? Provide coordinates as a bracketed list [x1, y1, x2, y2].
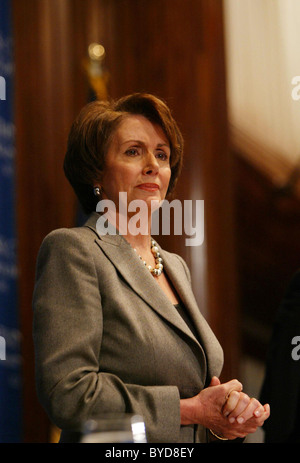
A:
[123, 232, 152, 255]
[115, 209, 153, 252]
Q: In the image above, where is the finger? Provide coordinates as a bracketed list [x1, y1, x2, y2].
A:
[222, 390, 240, 417]
[259, 403, 271, 423]
[227, 392, 251, 423]
[237, 402, 271, 430]
[264, 403, 270, 416]
[209, 376, 221, 387]
[235, 398, 263, 424]
[251, 403, 270, 421]
[222, 379, 243, 400]
[253, 403, 265, 419]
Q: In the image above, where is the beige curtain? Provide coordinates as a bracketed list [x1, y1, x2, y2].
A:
[223, 0, 300, 188]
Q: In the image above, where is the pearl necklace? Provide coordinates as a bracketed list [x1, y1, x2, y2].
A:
[134, 239, 164, 277]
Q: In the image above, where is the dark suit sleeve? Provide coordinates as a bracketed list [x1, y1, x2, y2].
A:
[33, 229, 181, 443]
[260, 271, 300, 442]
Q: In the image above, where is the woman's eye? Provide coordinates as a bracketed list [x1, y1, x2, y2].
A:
[156, 151, 168, 161]
[125, 148, 139, 156]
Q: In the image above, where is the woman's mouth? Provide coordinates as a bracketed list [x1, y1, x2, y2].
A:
[136, 183, 159, 192]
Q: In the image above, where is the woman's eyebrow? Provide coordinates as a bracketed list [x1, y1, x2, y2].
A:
[120, 139, 145, 146]
[157, 143, 170, 149]
[120, 140, 170, 149]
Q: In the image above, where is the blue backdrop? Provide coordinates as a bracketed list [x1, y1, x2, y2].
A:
[0, 0, 22, 442]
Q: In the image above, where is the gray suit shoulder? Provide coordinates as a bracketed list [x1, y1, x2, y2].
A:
[40, 225, 96, 247]
[35, 226, 99, 268]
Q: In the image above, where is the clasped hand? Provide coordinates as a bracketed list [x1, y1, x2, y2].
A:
[180, 376, 270, 440]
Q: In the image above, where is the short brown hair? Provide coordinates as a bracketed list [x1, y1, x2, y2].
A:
[64, 93, 184, 214]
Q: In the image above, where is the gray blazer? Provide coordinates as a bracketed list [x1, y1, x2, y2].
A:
[33, 212, 223, 443]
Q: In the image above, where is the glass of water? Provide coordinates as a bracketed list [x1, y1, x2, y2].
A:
[80, 413, 147, 443]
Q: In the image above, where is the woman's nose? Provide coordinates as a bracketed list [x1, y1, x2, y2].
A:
[142, 152, 159, 175]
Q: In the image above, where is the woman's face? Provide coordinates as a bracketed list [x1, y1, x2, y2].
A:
[99, 115, 171, 212]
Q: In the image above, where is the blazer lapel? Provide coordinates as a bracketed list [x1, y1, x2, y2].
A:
[97, 238, 199, 344]
[84, 212, 222, 377]
[161, 249, 224, 379]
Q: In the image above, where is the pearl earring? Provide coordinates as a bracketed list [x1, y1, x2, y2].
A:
[93, 186, 101, 197]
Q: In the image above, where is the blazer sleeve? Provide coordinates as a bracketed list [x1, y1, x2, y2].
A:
[32, 229, 181, 443]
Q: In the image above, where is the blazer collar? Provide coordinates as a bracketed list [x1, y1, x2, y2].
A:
[84, 212, 223, 378]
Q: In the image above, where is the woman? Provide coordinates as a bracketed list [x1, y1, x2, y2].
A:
[33, 93, 270, 443]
